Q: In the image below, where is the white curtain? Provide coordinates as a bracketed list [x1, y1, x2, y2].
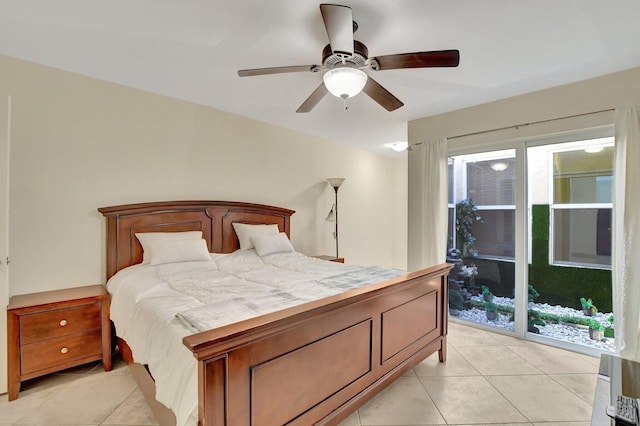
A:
[419, 138, 448, 266]
[613, 106, 640, 361]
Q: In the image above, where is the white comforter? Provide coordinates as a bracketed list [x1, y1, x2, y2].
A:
[107, 250, 402, 426]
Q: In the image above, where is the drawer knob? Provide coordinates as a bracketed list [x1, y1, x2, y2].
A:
[60, 347, 69, 354]
[59, 319, 68, 327]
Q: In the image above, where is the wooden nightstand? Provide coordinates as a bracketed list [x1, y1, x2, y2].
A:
[312, 255, 345, 263]
[7, 285, 112, 400]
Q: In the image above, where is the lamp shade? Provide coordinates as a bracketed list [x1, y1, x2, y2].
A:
[326, 178, 345, 189]
[323, 68, 367, 99]
[325, 207, 336, 222]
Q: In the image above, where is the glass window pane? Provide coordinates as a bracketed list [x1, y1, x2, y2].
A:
[553, 208, 611, 266]
[553, 147, 613, 204]
[448, 163, 454, 204]
[466, 157, 516, 205]
[472, 210, 516, 258]
[447, 207, 455, 249]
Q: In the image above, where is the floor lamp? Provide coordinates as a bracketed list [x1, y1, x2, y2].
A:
[325, 178, 345, 258]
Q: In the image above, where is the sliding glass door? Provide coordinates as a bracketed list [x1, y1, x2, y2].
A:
[447, 150, 516, 332]
[526, 137, 614, 352]
[447, 131, 615, 354]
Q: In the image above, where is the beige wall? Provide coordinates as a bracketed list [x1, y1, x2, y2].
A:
[407, 66, 640, 270]
[0, 55, 407, 297]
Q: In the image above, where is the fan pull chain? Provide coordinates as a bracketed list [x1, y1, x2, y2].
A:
[341, 94, 349, 111]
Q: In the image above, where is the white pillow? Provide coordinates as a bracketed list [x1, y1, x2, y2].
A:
[149, 238, 211, 265]
[251, 232, 294, 257]
[232, 223, 279, 251]
[135, 231, 203, 264]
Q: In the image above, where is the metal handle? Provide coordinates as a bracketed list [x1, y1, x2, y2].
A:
[59, 319, 67, 327]
[60, 347, 69, 354]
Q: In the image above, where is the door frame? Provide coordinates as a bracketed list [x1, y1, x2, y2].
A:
[0, 95, 11, 394]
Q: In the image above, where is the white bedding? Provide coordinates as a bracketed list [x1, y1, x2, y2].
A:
[106, 250, 403, 426]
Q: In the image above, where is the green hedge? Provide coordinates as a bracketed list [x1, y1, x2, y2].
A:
[530, 204, 612, 312]
[462, 204, 612, 312]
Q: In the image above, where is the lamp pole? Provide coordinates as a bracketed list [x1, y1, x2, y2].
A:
[333, 185, 339, 258]
[326, 178, 345, 259]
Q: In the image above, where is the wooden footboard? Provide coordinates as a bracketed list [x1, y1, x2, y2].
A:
[183, 263, 451, 426]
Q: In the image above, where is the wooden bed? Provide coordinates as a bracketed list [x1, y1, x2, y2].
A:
[98, 200, 452, 426]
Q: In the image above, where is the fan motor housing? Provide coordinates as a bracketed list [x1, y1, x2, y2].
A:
[322, 40, 369, 69]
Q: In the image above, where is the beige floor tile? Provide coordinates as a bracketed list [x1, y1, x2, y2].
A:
[403, 367, 418, 377]
[450, 424, 533, 426]
[0, 383, 60, 424]
[55, 360, 103, 375]
[102, 387, 159, 425]
[419, 376, 527, 424]
[581, 353, 603, 367]
[487, 375, 593, 422]
[358, 376, 446, 425]
[507, 342, 599, 374]
[413, 346, 481, 377]
[337, 410, 361, 426]
[532, 423, 590, 426]
[20, 370, 82, 394]
[89, 354, 129, 376]
[490, 332, 529, 346]
[550, 374, 598, 405]
[16, 373, 137, 424]
[455, 345, 542, 375]
[447, 322, 502, 347]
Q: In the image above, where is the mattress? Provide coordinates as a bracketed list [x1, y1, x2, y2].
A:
[106, 250, 403, 426]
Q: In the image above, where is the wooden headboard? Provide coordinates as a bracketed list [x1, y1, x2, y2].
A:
[98, 200, 295, 280]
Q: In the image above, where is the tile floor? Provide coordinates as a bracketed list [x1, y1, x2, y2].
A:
[0, 322, 601, 425]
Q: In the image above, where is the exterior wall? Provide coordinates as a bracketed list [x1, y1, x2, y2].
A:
[0, 54, 408, 296]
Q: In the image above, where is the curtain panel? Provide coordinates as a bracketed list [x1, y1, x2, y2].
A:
[419, 138, 448, 267]
[613, 106, 640, 361]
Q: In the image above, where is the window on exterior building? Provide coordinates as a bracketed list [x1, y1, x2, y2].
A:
[465, 153, 516, 260]
[551, 144, 613, 268]
[447, 160, 455, 250]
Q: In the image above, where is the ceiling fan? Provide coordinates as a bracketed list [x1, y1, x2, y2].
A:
[237, 3, 460, 113]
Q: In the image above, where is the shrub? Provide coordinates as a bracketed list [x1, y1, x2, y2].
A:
[587, 318, 604, 331]
[485, 301, 498, 313]
[580, 297, 598, 313]
[456, 199, 483, 257]
[528, 285, 540, 303]
[448, 289, 464, 311]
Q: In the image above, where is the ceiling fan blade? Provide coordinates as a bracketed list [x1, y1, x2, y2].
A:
[238, 65, 318, 77]
[362, 76, 404, 111]
[372, 50, 460, 70]
[296, 83, 329, 113]
[320, 4, 354, 57]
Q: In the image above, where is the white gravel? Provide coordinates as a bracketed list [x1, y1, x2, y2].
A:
[451, 295, 615, 352]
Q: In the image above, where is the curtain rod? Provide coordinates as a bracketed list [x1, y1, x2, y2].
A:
[410, 108, 615, 149]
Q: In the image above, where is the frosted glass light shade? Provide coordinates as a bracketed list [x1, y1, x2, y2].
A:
[585, 146, 604, 153]
[325, 207, 336, 222]
[323, 68, 367, 99]
[385, 141, 409, 152]
[326, 178, 345, 189]
[490, 162, 508, 171]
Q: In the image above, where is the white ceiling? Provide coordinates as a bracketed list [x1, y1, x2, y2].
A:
[1, 1, 640, 156]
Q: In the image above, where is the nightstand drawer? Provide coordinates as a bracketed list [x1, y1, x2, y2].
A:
[20, 303, 101, 344]
[20, 329, 103, 375]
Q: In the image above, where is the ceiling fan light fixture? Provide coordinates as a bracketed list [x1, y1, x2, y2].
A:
[323, 68, 367, 99]
[385, 141, 409, 152]
[490, 162, 508, 171]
